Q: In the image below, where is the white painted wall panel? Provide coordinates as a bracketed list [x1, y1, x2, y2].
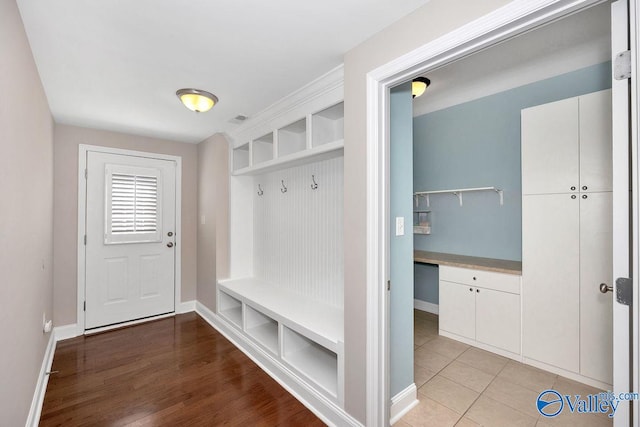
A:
[253, 157, 344, 308]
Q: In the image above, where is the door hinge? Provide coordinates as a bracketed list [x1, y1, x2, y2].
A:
[614, 50, 631, 80]
[83, 301, 86, 311]
[84, 168, 88, 179]
[616, 277, 632, 306]
[84, 235, 87, 245]
[387, 280, 391, 291]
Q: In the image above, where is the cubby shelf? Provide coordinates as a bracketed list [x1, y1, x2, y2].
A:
[217, 277, 343, 403]
[283, 327, 338, 397]
[232, 101, 344, 176]
[218, 292, 242, 329]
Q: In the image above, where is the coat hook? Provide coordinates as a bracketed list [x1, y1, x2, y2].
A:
[257, 184, 264, 196]
[311, 175, 318, 190]
[280, 180, 287, 193]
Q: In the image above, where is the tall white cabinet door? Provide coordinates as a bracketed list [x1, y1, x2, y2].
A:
[475, 288, 520, 354]
[579, 90, 613, 193]
[522, 193, 580, 372]
[521, 98, 579, 195]
[439, 281, 475, 340]
[580, 192, 613, 384]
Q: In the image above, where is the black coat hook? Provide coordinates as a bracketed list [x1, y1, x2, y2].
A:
[311, 175, 318, 190]
[280, 180, 287, 193]
[257, 184, 264, 196]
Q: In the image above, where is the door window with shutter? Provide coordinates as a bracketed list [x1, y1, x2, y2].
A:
[104, 164, 163, 244]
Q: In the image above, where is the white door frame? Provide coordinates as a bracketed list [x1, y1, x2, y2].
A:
[77, 144, 183, 336]
[365, 1, 625, 425]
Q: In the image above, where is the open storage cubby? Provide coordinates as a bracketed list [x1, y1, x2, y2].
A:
[252, 132, 274, 165]
[282, 326, 338, 398]
[277, 119, 307, 157]
[312, 102, 344, 147]
[233, 143, 250, 171]
[245, 304, 279, 355]
[218, 290, 242, 329]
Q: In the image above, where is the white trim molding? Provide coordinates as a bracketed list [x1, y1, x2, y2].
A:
[414, 299, 439, 315]
[195, 302, 363, 427]
[177, 300, 196, 313]
[77, 144, 183, 336]
[365, 1, 605, 425]
[25, 332, 56, 427]
[54, 324, 79, 342]
[389, 384, 418, 425]
[227, 65, 344, 146]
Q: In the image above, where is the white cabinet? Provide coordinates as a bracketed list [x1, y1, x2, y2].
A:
[439, 280, 475, 340]
[522, 194, 580, 372]
[521, 90, 612, 195]
[439, 266, 521, 356]
[521, 89, 613, 386]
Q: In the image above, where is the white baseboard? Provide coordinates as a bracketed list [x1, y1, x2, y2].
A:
[523, 357, 612, 391]
[414, 299, 439, 315]
[54, 323, 79, 341]
[177, 300, 196, 313]
[390, 383, 418, 425]
[195, 302, 363, 427]
[26, 332, 56, 427]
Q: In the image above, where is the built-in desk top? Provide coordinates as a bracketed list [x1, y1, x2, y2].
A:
[414, 250, 522, 275]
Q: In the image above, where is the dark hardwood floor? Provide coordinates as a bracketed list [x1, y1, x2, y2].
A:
[40, 313, 325, 426]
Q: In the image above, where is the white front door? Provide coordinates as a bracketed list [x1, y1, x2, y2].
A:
[85, 151, 176, 330]
[611, 1, 634, 425]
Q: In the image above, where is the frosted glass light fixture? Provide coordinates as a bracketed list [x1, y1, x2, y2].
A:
[176, 88, 218, 112]
[412, 77, 431, 99]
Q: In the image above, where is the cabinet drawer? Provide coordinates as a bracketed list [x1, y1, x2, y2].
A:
[439, 265, 520, 294]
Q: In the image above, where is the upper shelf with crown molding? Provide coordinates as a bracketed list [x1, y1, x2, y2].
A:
[232, 102, 344, 175]
[229, 65, 344, 176]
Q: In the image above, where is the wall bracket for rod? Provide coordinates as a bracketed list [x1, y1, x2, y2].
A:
[413, 186, 503, 207]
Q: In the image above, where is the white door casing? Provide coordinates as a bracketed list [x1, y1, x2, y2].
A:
[77, 145, 182, 335]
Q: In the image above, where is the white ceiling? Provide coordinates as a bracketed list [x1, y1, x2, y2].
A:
[16, 0, 430, 143]
[412, 3, 611, 117]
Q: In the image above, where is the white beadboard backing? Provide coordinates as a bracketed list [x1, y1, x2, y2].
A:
[253, 156, 344, 308]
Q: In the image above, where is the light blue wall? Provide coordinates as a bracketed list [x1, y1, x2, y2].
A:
[390, 82, 414, 397]
[414, 62, 611, 305]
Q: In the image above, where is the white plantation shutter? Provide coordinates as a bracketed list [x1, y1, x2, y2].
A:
[105, 165, 162, 244]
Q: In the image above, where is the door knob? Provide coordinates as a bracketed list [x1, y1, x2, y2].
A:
[599, 283, 613, 294]
[167, 242, 174, 248]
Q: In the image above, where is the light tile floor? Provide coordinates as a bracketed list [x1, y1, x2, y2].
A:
[399, 310, 612, 427]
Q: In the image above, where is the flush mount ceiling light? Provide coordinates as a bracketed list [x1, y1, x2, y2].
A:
[412, 77, 431, 99]
[176, 88, 218, 113]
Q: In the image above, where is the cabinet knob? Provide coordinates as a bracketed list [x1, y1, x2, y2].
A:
[473, 277, 477, 281]
[571, 186, 576, 191]
[469, 288, 473, 292]
[582, 186, 588, 191]
[476, 289, 480, 293]
[582, 194, 588, 199]
[571, 195, 577, 199]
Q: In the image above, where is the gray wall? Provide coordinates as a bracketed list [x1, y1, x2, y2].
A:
[343, 0, 512, 420]
[197, 133, 230, 313]
[0, 0, 54, 424]
[413, 62, 611, 305]
[53, 124, 199, 325]
[390, 83, 414, 396]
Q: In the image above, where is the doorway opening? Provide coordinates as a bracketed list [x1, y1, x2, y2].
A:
[368, 2, 632, 426]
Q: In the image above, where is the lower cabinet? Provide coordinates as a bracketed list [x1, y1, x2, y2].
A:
[439, 266, 521, 356]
